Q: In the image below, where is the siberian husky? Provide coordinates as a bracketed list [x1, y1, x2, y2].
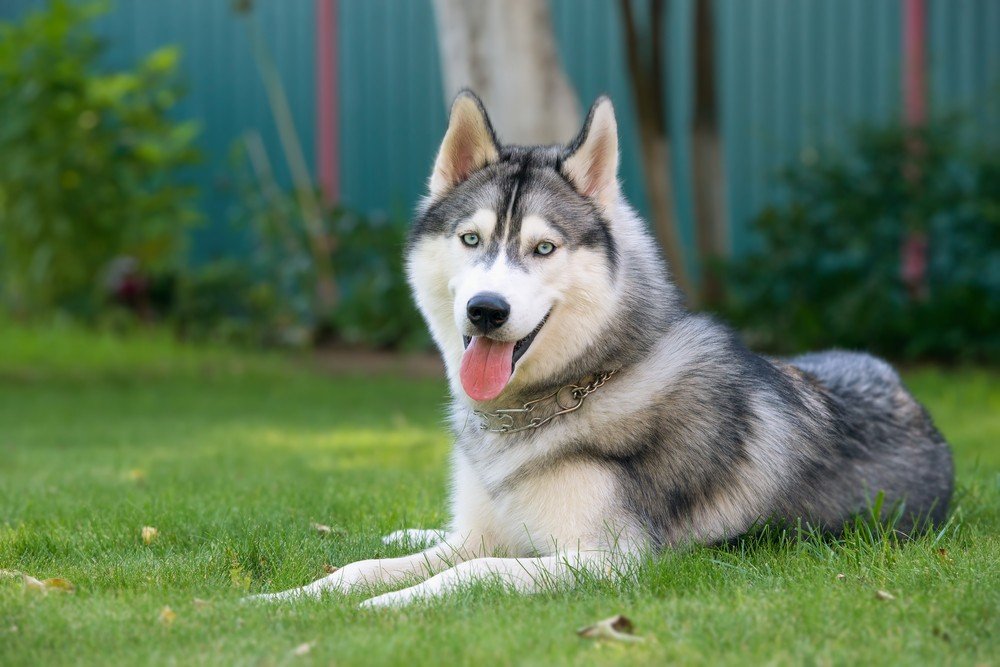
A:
[255, 91, 954, 607]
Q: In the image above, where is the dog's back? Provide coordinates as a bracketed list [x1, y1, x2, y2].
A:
[785, 350, 954, 532]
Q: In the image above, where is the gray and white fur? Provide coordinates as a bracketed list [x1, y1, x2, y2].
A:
[253, 92, 953, 607]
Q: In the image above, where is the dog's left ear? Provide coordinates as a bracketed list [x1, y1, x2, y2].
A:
[562, 96, 619, 209]
[429, 91, 500, 199]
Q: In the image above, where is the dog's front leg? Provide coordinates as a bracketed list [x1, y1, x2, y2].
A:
[248, 532, 479, 601]
[359, 550, 613, 608]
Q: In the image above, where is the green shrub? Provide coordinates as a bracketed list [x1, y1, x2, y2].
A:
[172, 260, 301, 347]
[721, 120, 1000, 362]
[0, 0, 200, 317]
[328, 209, 429, 349]
[174, 145, 429, 350]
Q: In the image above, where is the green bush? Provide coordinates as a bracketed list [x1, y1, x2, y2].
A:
[174, 146, 429, 350]
[172, 260, 299, 347]
[721, 120, 1000, 362]
[0, 0, 200, 317]
[328, 208, 429, 349]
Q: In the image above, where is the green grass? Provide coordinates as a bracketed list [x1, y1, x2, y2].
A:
[0, 323, 997, 666]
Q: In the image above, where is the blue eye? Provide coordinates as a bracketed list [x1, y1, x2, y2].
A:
[461, 233, 480, 247]
[535, 241, 556, 256]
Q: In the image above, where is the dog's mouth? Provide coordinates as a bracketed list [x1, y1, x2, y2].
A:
[459, 312, 549, 402]
[462, 313, 548, 368]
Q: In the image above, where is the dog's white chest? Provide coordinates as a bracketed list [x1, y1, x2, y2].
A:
[451, 442, 630, 554]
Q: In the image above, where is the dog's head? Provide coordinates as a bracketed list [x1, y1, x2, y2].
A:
[407, 91, 626, 403]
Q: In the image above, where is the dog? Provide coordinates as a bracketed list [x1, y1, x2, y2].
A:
[254, 91, 954, 607]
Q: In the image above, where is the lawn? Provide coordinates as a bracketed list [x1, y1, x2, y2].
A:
[0, 324, 997, 666]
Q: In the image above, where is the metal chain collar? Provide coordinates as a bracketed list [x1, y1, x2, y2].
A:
[472, 370, 618, 434]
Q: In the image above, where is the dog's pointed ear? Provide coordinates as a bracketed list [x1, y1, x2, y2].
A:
[562, 96, 619, 209]
[429, 91, 500, 198]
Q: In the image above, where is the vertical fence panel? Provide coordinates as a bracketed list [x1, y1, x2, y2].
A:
[336, 0, 446, 220]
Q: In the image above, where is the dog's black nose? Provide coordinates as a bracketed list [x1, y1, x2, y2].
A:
[467, 292, 510, 335]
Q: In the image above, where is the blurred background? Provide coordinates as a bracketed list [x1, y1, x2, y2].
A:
[0, 0, 997, 362]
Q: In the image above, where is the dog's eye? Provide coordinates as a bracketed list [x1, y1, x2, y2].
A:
[460, 233, 480, 247]
[535, 241, 556, 256]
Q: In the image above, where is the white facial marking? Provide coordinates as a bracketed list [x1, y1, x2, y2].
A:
[518, 215, 563, 257]
[458, 208, 498, 244]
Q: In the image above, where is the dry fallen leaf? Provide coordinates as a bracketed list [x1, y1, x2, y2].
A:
[2, 570, 75, 594]
[322, 564, 339, 574]
[193, 597, 211, 608]
[141, 526, 159, 545]
[875, 589, 895, 601]
[311, 523, 333, 535]
[292, 641, 315, 657]
[158, 606, 177, 627]
[41, 578, 75, 593]
[577, 615, 644, 643]
[935, 548, 953, 564]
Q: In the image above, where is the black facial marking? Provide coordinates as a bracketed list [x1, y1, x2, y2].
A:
[411, 142, 618, 277]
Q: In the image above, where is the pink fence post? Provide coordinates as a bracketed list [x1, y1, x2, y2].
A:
[903, 0, 927, 128]
[901, 0, 928, 300]
[315, 0, 340, 206]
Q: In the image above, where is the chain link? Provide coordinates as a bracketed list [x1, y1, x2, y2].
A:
[472, 369, 618, 434]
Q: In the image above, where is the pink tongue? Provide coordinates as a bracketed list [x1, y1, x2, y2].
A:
[460, 337, 516, 401]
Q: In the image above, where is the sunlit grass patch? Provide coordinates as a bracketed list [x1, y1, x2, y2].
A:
[0, 328, 996, 666]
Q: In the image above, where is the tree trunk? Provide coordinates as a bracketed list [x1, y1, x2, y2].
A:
[619, 0, 693, 299]
[432, 0, 581, 144]
[691, 0, 727, 305]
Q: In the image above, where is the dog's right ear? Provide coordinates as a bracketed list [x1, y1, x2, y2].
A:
[562, 96, 619, 210]
[429, 91, 500, 199]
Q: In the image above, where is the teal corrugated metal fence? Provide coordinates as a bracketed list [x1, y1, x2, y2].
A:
[2, 0, 999, 263]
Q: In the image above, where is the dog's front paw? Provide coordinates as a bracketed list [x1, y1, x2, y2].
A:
[248, 559, 401, 602]
[358, 572, 448, 609]
[359, 590, 411, 609]
[244, 569, 350, 603]
[242, 589, 312, 603]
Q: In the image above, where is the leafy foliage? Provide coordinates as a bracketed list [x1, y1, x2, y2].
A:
[721, 121, 1000, 362]
[172, 260, 288, 346]
[0, 0, 200, 317]
[328, 209, 428, 349]
[173, 145, 429, 349]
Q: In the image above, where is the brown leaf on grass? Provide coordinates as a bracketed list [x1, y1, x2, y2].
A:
[875, 589, 895, 601]
[158, 606, 177, 627]
[141, 526, 159, 545]
[322, 564, 339, 574]
[310, 522, 346, 537]
[41, 578, 75, 593]
[291, 641, 316, 657]
[577, 615, 644, 643]
[935, 548, 953, 564]
[2, 570, 75, 594]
